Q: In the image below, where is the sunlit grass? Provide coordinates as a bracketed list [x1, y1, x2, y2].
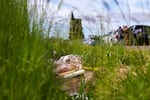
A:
[49, 39, 150, 99]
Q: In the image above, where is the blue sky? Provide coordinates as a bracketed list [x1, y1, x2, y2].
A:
[29, 0, 150, 38]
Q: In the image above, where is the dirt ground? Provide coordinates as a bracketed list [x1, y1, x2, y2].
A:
[125, 46, 150, 50]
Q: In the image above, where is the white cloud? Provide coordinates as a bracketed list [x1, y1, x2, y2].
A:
[30, 0, 150, 38]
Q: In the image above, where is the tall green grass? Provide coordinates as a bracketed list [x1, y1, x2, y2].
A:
[0, 0, 66, 99]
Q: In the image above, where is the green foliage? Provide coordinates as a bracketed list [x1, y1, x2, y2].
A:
[0, 0, 65, 99]
[0, 0, 29, 61]
[118, 65, 150, 100]
[120, 50, 146, 66]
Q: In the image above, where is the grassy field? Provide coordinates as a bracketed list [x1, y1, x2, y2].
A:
[1, 0, 150, 100]
[48, 39, 150, 99]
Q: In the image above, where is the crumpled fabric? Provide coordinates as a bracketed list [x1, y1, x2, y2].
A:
[55, 54, 82, 75]
[54, 55, 93, 97]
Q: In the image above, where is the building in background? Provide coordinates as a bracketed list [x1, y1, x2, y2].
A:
[69, 12, 84, 40]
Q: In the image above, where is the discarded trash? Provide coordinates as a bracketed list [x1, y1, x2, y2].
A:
[54, 54, 85, 96]
[54, 54, 94, 98]
[63, 69, 85, 79]
[55, 54, 83, 75]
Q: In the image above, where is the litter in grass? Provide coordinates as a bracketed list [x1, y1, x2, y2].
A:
[54, 54, 94, 97]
